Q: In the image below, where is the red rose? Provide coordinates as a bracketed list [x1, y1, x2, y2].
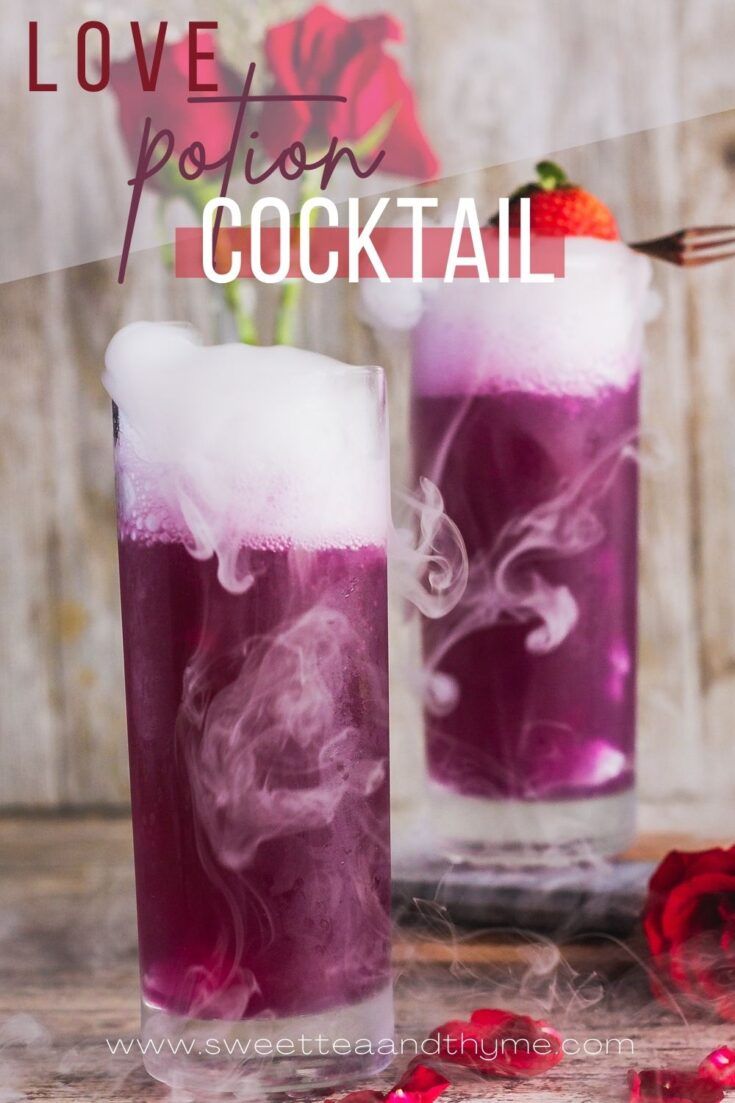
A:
[643, 847, 735, 1020]
[109, 32, 240, 166]
[429, 1008, 564, 1078]
[260, 3, 439, 179]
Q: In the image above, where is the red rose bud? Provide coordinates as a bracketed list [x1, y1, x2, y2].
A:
[429, 1008, 564, 1078]
[260, 3, 439, 179]
[628, 1069, 724, 1103]
[643, 847, 735, 1021]
[698, 1047, 735, 1087]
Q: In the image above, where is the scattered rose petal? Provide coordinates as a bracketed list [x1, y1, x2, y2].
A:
[387, 1064, 451, 1103]
[325, 1064, 450, 1103]
[628, 1069, 724, 1103]
[429, 1007, 564, 1078]
[698, 1047, 735, 1087]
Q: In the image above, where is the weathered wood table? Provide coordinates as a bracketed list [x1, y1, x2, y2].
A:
[0, 816, 729, 1102]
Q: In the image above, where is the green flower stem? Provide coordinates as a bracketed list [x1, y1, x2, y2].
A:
[157, 104, 404, 346]
[222, 279, 258, 345]
[272, 109, 400, 346]
[164, 165, 259, 344]
[273, 176, 322, 347]
[158, 197, 174, 271]
[273, 277, 302, 347]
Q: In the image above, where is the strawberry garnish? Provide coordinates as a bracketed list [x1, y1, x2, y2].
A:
[501, 161, 619, 240]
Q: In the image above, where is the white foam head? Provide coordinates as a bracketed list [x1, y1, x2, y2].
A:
[409, 239, 655, 397]
[104, 323, 389, 563]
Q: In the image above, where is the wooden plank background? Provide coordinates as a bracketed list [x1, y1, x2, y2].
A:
[2, 0, 735, 820]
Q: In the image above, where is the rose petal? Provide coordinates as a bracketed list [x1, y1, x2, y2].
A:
[325, 1064, 450, 1103]
[660, 875, 735, 949]
[470, 1009, 515, 1029]
[260, 2, 438, 179]
[628, 1069, 724, 1103]
[109, 32, 241, 169]
[430, 1008, 563, 1079]
[328, 50, 438, 178]
[387, 1063, 451, 1103]
[698, 1046, 735, 1087]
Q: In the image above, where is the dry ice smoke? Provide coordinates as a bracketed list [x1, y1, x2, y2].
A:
[104, 322, 468, 613]
[0, 1015, 51, 1103]
[103, 322, 391, 586]
[408, 238, 655, 396]
[391, 477, 469, 619]
[152, 583, 391, 1073]
[424, 430, 639, 710]
[181, 600, 388, 872]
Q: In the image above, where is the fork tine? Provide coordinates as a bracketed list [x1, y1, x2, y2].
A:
[630, 239, 680, 256]
[683, 235, 735, 253]
[630, 226, 735, 267]
[682, 250, 735, 267]
[634, 226, 735, 249]
[683, 225, 735, 238]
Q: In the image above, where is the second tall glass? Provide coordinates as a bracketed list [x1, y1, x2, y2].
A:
[411, 239, 653, 863]
[105, 323, 392, 1093]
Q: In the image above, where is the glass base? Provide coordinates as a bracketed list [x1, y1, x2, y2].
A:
[140, 984, 394, 1096]
[429, 784, 636, 867]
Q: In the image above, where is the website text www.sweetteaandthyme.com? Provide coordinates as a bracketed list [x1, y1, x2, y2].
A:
[106, 1033, 635, 1060]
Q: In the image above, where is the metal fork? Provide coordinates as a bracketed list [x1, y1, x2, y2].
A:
[630, 226, 735, 267]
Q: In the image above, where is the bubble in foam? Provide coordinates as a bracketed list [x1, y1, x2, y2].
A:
[104, 323, 390, 590]
[412, 239, 654, 398]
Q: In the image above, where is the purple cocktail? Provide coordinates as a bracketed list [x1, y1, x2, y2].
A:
[411, 239, 653, 862]
[105, 324, 392, 1091]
